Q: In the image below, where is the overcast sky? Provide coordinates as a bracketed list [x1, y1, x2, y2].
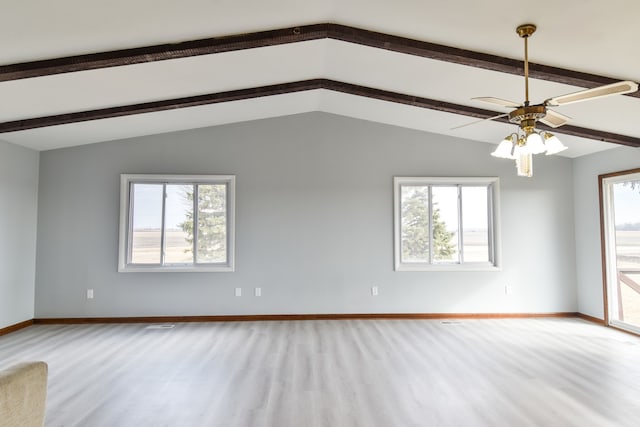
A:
[614, 183, 640, 225]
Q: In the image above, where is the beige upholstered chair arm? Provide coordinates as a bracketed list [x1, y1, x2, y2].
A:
[0, 361, 48, 427]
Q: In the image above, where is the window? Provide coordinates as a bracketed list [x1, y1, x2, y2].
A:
[118, 174, 235, 272]
[393, 177, 500, 271]
[600, 169, 640, 334]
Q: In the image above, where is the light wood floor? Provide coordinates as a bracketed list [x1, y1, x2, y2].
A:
[1, 318, 640, 426]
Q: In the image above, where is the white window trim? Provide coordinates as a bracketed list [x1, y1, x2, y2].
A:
[118, 174, 235, 273]
[393, 176, 501, 272]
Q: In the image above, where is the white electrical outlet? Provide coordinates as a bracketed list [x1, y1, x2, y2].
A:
[505, 285, 513, 295]
[371, 286, 379, 296]
[235, 288, 242, 297]
[255, 287, 262, 297]
[87, 289, 94, 299]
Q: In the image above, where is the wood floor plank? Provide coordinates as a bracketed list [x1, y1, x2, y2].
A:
[1, 318, 639, 426]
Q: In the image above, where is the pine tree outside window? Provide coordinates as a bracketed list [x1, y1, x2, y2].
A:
[118, 174, 235, 272]
[394, 177, 501, 271]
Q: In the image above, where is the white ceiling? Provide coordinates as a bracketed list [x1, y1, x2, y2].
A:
[1, 0, 639, 155]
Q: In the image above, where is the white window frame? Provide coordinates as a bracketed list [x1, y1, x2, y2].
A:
[393, 177, 501, 272]
[118, 174, 235, 273]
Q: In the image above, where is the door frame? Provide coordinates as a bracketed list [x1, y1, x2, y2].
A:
[599, 167, 640, 333]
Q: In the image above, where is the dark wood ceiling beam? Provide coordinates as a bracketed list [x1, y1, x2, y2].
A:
[0, 24, 329, 82]
[0, 80, 325, 132]
[1, 79, 638, 147]
[325, 24, 632, 94]
[325, 81, 640, 147]
[0, 23, 637, 101]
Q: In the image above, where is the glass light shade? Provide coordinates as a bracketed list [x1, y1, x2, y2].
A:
[491, 138, 515, 159]
[516, 153, 533, 177]
[526, 132, 546, 154]
[512, 136, 530, 156]
[544, 133, 568, 155]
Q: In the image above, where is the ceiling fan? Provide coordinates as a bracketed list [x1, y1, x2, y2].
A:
[460, 23, 638, 177]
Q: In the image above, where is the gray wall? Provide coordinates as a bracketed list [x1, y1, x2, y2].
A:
[0, 140, 39, 329]
[573, 146, 640, 319]
[35, 113, 578, 317]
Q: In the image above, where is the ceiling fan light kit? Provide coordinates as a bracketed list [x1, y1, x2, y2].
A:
[473, 23, 639, 177]
[491, 130, 567, 177]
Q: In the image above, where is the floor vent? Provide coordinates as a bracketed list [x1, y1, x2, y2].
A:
[145, 324, 176, 330]
[440, 321, 462, 325]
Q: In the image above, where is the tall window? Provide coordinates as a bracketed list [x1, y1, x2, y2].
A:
[600, 169, 640, 334]
[118, 174, 235, 272]
[394, 177, 500, 271]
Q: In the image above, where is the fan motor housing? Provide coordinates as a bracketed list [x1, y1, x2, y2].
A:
[508, 105, 547, 124]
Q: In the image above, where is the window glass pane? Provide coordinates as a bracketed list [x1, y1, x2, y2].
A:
[197, 184, 227, 263]
[462, 186, 490, 263]
[612, 180, 640, 326]
[164, 184, 194, 264]
[130, 184, 163, 264]
[431, 186, 459, 263]
[400, 186, 430, 262]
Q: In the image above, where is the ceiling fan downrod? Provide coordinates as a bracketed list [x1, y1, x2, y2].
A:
[516, 24, 536, 106]
[509, 24, 544, 132]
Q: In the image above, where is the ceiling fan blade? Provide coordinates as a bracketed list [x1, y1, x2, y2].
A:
[545, 80, 638, 106]
[451, 113, 509, 130]
[472, 97, 521, 108]
[539, 109, 571, 128]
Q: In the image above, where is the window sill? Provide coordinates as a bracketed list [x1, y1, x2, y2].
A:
[395, 263, 501, 272]
[118, 265, 235, 273]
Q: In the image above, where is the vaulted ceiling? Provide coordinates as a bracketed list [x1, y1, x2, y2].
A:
[1, 0, 639, 156]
